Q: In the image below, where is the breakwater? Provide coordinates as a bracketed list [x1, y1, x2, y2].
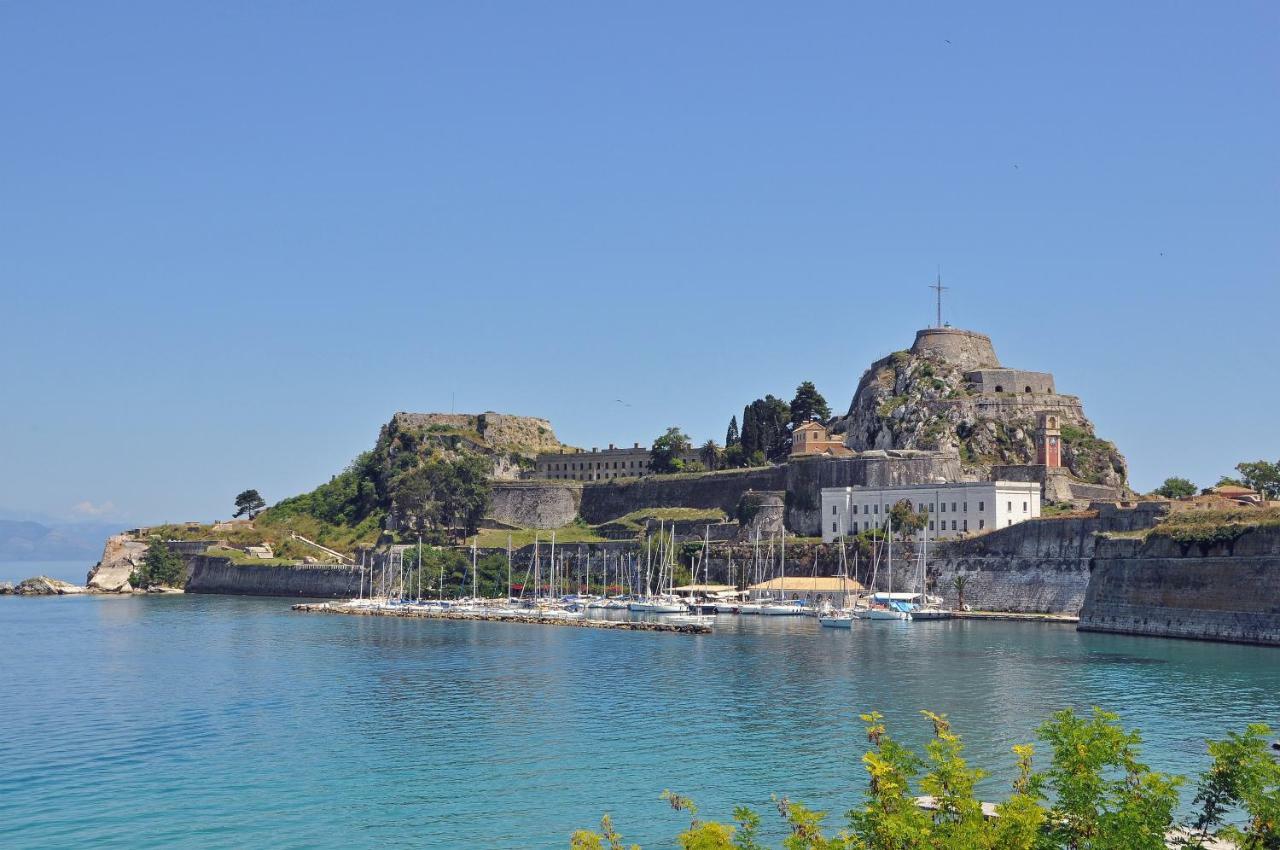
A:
[1079, 525, 1280, 646]
[291, 602, 711, 634]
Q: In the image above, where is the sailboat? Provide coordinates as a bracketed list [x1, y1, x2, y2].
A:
[860, 515, 909, 621]
[760, 531, 807, 616]
[908, 522, 952, 621]
[819, 536, 857, 629]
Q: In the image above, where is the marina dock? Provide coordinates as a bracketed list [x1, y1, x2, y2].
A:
[291, 602, 713, 634]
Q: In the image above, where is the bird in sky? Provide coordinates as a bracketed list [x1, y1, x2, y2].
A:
[614, 398, 631, 407]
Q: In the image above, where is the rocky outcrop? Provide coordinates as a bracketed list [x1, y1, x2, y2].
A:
[12, 576, 89, 595]
[831, 327, 1127, 494]
[383, 411, 570, 481]
[86, 533, 146, 592]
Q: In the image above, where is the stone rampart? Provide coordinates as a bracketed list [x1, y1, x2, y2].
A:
[929, 503, 1167, 614]
[911, 328, 1000, 370]
[785, 453, 963, 535]
[489, 482, 582, 529]
[577, 467, 787, 525]
[1079, 528, 1280, 645]
[185, 556, 363, 598]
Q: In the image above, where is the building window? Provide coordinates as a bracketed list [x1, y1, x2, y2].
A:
[832, 505, 837, 515]
[1023, 501, 1028, 512]
[1008, 501, 1012, 512]
[929, 521, 934, 531]
[951, 502, 957, 512]
[941, 502, 946, 513]
[979, 519, 985, 529]
[874, 505, 879, 514]
[832, 522, 838, 533]
[963, 520, 968, 531]
[979, 501, 985, 511]
[952, 520, 957, 531]
[963, 502, 968, 512]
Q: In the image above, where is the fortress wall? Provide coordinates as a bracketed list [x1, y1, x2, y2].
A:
[910, 328, 1000, 369]
[490, 482, 582, 529]
[1079, 528, 1280, 645]
[928, 504, 1167, 614]
[577, 467, 787, 525]
[785, 453, 963, 536]
[185, 556, 363, 598]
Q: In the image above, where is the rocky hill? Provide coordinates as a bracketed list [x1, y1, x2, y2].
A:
[381, 412, 570, 480]
[831, 328, 1127, 491]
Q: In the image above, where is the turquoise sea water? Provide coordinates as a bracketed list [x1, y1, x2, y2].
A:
[1, 595, 1277, 849]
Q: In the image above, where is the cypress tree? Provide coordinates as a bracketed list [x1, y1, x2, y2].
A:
[725, 416, 740, 448]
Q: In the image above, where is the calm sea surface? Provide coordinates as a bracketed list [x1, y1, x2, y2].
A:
[1, 595, 1277, 849]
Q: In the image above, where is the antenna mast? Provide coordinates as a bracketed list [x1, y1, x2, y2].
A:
[930, 271, 949, 328]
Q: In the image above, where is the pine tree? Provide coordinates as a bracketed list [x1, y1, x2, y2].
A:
[789, 381, 831, 427]
[725, 415, 740, 448]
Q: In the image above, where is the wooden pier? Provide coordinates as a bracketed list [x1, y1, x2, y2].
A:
[291, 602, 712, 634]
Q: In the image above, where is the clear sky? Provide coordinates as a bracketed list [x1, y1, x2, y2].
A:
[2, 2, 1276, 525]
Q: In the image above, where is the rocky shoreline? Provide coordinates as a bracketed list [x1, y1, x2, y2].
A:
[0, 575, 182, 596]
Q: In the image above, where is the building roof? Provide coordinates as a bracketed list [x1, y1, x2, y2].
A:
[1212, 485, 1257, 496]
[794, 420, 825, 433]
[748, 576, 866, 592]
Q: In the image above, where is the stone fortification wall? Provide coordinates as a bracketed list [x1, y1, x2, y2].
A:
[785, 452, 963, 535]
[1079, 528, 1280, 645]
[929, 503, 1167, 614]
[964, 369, 1055, 395]
[186, 556, 362, 598]
[911, 328, 1000, 370]
[577, 467, 787, 525]
[489, 482, 582, 529]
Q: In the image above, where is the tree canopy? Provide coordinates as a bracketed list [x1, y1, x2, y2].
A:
[650, 427, 693, 474]
[740, 395, 791, 462]
[130, 539, 185, 589]
[1153, 477, 1197, 499]
[233, 489, 267, 519]
[789, 381, 831, 427]
[1234, 459, 1280, 500]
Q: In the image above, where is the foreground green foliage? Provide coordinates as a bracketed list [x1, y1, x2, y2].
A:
[571, 709, 1278, 849]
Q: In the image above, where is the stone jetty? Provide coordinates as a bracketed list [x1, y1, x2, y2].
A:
[291, 602, 712, 634]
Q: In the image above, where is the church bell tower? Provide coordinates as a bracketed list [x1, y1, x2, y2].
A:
[1036, 413, 1062, 468]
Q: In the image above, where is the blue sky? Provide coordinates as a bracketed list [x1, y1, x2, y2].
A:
[2, 2, 1276, 525]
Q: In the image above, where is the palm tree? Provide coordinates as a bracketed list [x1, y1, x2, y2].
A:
[952, 574, 970, 611]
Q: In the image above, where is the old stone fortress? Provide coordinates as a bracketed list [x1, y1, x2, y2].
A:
[509, 325, 1121, 541]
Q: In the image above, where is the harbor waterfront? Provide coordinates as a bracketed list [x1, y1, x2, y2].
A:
[1, 593, 1276, 850]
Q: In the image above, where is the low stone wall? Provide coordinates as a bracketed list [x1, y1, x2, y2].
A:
[185, 556, 363, 598]
[489, 482, 581, 529]
[1079, 528, 1280, 645]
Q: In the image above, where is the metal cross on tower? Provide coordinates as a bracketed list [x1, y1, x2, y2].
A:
[930, 273, 948, 328]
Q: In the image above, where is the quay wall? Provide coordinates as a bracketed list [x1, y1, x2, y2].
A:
[1079, 527, 1280, 646]
[185, 556, 363, 598]
[929, 503, 1168, 615]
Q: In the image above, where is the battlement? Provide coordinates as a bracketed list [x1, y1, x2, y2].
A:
[910, 328, 1000, 370]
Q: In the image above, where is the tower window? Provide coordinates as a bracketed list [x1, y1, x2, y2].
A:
[995, 385, 1004, 393]
[1025, 386, 1032, 393]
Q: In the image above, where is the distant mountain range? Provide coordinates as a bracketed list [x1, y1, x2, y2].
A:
[0, 519, 126, 562]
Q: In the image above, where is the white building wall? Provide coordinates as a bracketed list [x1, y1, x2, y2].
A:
[820, 481, 1041, 543]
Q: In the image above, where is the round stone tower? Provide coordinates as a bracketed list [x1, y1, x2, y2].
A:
[910, 328, 1000, 370]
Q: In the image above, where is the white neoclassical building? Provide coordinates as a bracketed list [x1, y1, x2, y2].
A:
[820, 481, 1042, 542]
